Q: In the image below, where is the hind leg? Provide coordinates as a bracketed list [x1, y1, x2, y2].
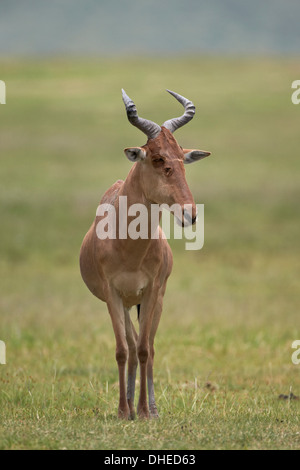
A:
[124, 308, 138, 419]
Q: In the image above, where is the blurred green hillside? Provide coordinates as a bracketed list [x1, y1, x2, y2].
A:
[1, 1, 300, 55]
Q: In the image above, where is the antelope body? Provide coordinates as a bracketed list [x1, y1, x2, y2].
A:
[80, 89, 210, 419]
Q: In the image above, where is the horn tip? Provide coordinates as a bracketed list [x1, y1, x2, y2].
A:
[122, 88, 132, 107]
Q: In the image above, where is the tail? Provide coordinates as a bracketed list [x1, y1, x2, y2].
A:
[136, 304, 141, 320]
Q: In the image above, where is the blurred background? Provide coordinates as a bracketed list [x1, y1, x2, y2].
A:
[1, 0, 300, 56]
[0, 0, 300, 449]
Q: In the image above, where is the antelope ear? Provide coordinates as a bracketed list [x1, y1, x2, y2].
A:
[124, 147, 147, 162]
[183, 149, 211, 164]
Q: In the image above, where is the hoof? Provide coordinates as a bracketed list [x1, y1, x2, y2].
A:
[137, 406, 150, 419]
[127, 400, 136, 420]
[150, 404, 159, 418]
[118, 407, 131, 420]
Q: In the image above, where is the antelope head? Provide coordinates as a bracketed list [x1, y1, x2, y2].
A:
[122, 89, 211, 226]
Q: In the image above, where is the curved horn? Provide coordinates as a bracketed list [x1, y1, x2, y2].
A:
[122, 89, 161, 140]
[162, 89, 195, 133]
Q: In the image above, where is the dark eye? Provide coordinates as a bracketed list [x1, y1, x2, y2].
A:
[152, 157, 165, 166]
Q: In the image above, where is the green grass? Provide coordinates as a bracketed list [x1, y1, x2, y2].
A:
[0, 56, 300, 450]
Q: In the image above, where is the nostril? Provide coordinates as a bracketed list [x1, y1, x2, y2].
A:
[183, 208, 198, 226]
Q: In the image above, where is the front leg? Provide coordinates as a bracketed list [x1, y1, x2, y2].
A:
[147, 293, 164, 418]
[136, 285, 160, 418]
[106, 291, 130, 419]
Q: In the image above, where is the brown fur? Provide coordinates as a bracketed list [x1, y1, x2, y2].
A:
[80, 127, 198, 419]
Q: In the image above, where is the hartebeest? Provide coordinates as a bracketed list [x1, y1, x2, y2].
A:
[80, 89, 211, 419]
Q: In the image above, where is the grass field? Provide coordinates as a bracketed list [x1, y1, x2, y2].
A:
[0, 57, 300, 450]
